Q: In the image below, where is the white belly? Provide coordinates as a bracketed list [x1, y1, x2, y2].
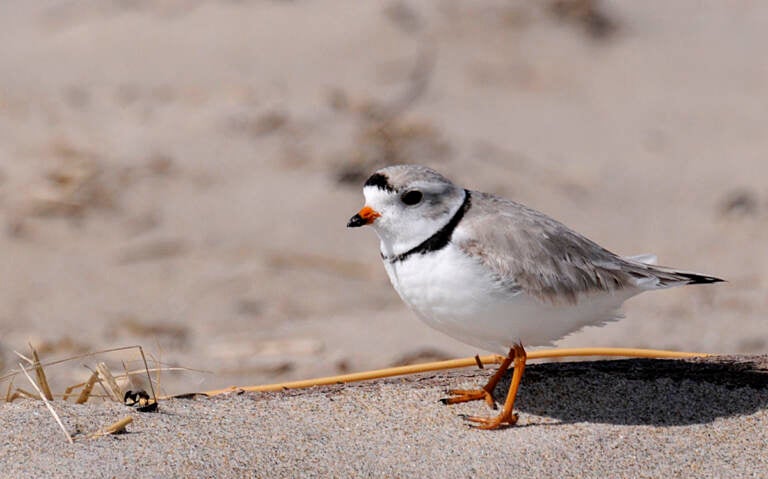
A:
[383, 245, 636, 353]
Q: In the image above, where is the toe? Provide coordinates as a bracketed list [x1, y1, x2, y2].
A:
[460, 412, 519, 430]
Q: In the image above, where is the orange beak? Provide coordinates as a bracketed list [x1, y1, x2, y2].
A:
[347, 206, 380, 227]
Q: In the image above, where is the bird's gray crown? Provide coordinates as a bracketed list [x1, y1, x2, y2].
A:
[364, 165, 454, 193]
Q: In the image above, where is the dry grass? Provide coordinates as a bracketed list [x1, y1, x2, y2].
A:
[90, 415, 134, 438]
[18, 359, 73, 443]
[0, 344, 173, 442]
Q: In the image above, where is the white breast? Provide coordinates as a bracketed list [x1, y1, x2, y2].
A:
[382, 245, 636, 353]
[383, 245, 497, 318]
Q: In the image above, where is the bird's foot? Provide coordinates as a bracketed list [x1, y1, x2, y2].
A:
[460, 412, 519, 430]
[440, 388, 497, 409]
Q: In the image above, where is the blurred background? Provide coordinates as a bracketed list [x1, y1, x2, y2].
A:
[0, 0, 765, 393]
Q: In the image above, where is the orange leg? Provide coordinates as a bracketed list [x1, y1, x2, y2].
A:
[461, 343, 527, 429]
[440, 346, 516, 410]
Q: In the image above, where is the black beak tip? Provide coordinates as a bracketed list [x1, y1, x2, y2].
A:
[347, 214, 365, 228]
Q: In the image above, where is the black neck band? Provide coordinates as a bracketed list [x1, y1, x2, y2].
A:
[384, 189, 472, 263]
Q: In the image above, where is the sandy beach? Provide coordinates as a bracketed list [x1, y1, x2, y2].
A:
[1, 356, 767, 478]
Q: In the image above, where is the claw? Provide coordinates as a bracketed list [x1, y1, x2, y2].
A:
[462, 412, 519, 430]
[440, 389, 497, 409]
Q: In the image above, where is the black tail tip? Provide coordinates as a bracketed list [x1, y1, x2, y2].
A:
[682, 273, 725, 285]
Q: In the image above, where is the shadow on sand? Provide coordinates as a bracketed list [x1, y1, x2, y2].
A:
[487, 356, 768, 426]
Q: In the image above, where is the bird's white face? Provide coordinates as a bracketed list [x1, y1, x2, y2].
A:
[347, 169, 465, 258]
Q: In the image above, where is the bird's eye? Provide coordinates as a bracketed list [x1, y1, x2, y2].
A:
[401, 190, 423, 205]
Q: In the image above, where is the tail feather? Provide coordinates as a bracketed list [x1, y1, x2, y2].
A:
[674, 271, 725, 285]
[621, 257, 725, 289]
[644, 265, 725, 289]
[625, 253, 658, 265]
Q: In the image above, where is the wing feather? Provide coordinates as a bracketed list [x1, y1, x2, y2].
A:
[454, 192, 709, 304]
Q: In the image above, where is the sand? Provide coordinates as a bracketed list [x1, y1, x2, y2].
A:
[1, 355, 767, 478]
[0, 0, 765, 390]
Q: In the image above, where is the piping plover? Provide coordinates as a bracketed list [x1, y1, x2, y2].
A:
[347, 164, 723, 429]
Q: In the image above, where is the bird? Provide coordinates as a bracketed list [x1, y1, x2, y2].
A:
[347, 164, 723, 429]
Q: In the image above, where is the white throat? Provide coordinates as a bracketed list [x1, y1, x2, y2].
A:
[364, 188, 467, 260]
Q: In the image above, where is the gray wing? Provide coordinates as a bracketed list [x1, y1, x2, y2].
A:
[454, 191, 716, 304]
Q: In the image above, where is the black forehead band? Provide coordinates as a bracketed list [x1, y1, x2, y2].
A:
[363, 173, 395, 192]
